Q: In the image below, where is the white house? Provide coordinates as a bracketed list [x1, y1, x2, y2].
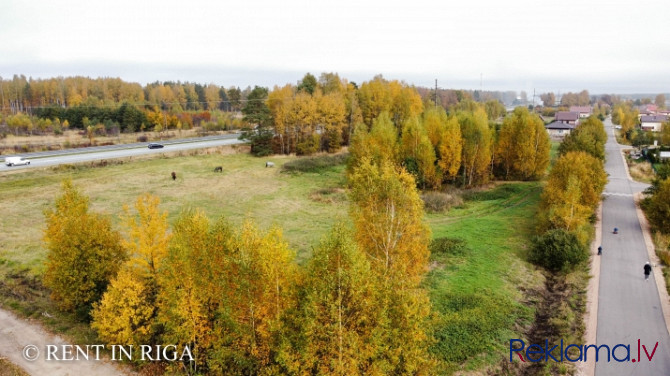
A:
[640, 115, 668, 132]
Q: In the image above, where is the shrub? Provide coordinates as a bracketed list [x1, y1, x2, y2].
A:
[136, 135, 148, 142]
[430, 237, 469, 257]
[281, 153, 348, 173]
[421, 191, 463, 213]
[530, 229, 588, 272]
[463, 184, 522, 201]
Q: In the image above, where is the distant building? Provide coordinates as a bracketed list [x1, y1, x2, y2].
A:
[545, 121, 576, 139]
[569, 106, 592, 118]
[555, 111, 580, 125]
[640, 115, 668, 132]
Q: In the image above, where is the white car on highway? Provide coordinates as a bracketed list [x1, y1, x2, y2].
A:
[4, 156, 31, 166]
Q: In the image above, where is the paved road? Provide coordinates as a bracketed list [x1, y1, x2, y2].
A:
[0, 133, 245, 172]
[595, 119, 670, 374]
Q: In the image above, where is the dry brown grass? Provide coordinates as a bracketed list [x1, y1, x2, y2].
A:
[0, 145, 346, 273]
[0, 358, 28, 376]
[629, 160, 655, 183]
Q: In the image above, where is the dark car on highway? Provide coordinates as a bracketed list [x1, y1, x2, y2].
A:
[147, 143, 164, 149]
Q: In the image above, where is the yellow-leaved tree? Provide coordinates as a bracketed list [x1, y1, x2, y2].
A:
[348, 157, 435, 374]
[458, 108, 492, 186]
[538, 151, 607, 244]
[438, 116, 463, 182]
[400, 116, 438, 189]
[275, 223, 382, 375]
[211, 220, 298, 374]
[43, 181, 126, 316]
[495, 107, 550, 180]
[92, 194, 171, 349]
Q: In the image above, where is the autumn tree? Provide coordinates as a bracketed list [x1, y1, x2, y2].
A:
[540, 92, 556, 107]
[275, 224, 382, 375]
[656, 94, 666, 109]
[558, 116, 607, 160]
[458, 108, 493, 186]
[348, 111, 399, 172]
[43, 181, 126, 315]
[357, 75, 393, 127]
[495, 107, 550, 180]
[157, 212, 297, 374]
[662, 121, 670, 146]
[91, 268, 155, 349]
[157, 210, 214, 373]
[438, 116, 463, 182]
[318, 91, 347, 152]
[537, 151, 607, 244]
[348, 157, 435, 374]
[267, 84, 295, 154]
[208, 220, 298, 374]
[400, 116, 438, 188]
[645, 178, 670, 234]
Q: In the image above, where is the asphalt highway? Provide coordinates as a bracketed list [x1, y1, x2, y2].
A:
[0, 133, 245, 172]
[595, 119, 670, 375]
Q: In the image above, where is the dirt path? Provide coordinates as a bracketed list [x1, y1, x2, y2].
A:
[0, 308, 135, 376]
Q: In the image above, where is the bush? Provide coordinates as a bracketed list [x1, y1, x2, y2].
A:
[463, 184, 522, 201]
[421, 191, 463, 213]
[530, 229, 588, 272]
[430, 237, 469, 257]
[282, 153, 348, 173]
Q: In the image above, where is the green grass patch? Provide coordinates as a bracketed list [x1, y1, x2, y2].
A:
[426, 182, 544, 373]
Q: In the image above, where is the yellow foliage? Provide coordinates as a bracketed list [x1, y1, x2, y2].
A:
[91, 267, 154, 347]
[438, 116, 462, 182]
[349, 158, 431, 285]
[121, 193, 172, 278]
[43, 181, 126, 313]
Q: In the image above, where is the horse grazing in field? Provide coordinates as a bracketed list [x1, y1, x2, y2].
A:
[171, 171, 177, 180]
[214, 166, 223, 172]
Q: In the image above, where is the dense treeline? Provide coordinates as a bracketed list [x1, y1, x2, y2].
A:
[533, 116, 608, 271]
[45, 159, 435, 374]
[0, 75, 243, 113]
[346, 101, 550, 188]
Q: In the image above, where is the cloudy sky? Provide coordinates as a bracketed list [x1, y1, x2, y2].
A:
[1, 0, 668, 94]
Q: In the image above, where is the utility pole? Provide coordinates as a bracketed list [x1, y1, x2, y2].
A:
[434, 79, 438, 108]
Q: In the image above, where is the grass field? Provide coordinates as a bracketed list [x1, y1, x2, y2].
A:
[0, 147, 348, 275]
[0, 148, 545, 374]
[426, 182, 544, 373]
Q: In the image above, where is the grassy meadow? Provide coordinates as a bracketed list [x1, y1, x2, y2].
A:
[0, 146, 545, 374]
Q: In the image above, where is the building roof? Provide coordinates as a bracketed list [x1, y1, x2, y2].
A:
[545, 121, 575, 130]
[555, 111, 580, 121]
[569, 106, 592, 114]
[640, 115, 668, 123]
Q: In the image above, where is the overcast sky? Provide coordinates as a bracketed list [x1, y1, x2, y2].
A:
[1, 0, 669, 94]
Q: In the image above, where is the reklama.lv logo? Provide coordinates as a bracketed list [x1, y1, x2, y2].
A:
[510, 339, 659, 363]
